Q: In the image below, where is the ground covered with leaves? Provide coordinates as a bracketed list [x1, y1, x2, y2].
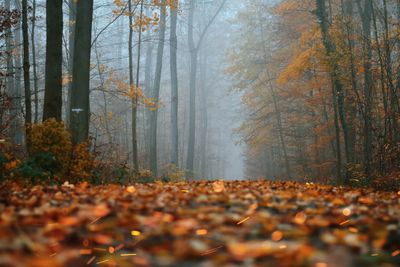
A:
[0, 180, 399, 267]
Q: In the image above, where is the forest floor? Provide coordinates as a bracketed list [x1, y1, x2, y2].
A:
[0, 180, 399, 267]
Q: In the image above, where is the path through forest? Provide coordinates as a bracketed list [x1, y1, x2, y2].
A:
[0, 180, 399, 267]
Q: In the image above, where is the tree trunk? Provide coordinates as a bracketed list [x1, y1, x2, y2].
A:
[12, 0, 23, 145]
[186, 0, 197, 178]
[22, 0, 31, 152]
[185, 0, 226, 178]
[149, 0, 167, 176]
[371, 2, 391, 175]
[170, 1, 179, 167]
[356, 0, 373, 183]
[199, 48, 208, 178]
[331, 78, 343, 184]
[43, 0, 63, 121]
[5, 0, 17, 144]
[66, 0, 77, 126]
[316, 0, 350, 184]
[342, 0, 357, 166]
[382, 0, 399, 144]
[144, 18, 154, 169]
[70, 0, 93, 144]
[267, 72, 291, 178]
[129, 0, 144, 172]
[396, 0, 400, 146]
[31, 0, 39, 123]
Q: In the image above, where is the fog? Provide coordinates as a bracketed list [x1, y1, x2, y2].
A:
[11, 0, 246, 180]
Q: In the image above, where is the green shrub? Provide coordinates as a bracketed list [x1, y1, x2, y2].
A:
[15, 152, 60, 181]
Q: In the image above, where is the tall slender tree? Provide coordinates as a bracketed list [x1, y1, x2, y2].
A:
[129, 0, 144, 172]
[149, 0, 167, 176]
[144, 6, 154, 169]
[356, 0, 373, 183]
[12, 0, 23, 144]
[316, 0, 350, 184]
[21, 0, 31, 151]
[66, 0, 77, 126]
[31, 0, 39, 123]
[186, 0, 226, 178]
[170, 0, 179, 167]
[5, 0, 17, 143]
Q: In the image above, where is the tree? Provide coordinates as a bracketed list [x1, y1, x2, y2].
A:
[11, 0, 23, 145]
[170, 0, 179, 167]
[129, 0, 144, 172]
[31, 0, 38, 123]
[186, 0, 226, 178]
[43, 0, 63, 121]
[66, 0, 77, 126]
[316, 0, 350, 184]
[149, 0, 167, 176]
[4, 0, 18, 144]
[356, 0, 373, 183]
[70, 0, 94, 144]
[21, 0, 31, 151]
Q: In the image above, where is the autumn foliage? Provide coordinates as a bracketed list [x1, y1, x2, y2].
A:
[29, 118, 72, 169]
[229, 0, 400, 186]
[0, 119, 97, 183]
[0, 180, 399, 266]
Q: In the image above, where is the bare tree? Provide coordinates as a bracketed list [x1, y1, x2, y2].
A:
[186, 0, 226, 178]
[129, 0, 144, 172]
[31, 0, 38, 123]
[21, 0, 31, 151]
[149, 0, 167, 176]
[170, 0, 179, 167]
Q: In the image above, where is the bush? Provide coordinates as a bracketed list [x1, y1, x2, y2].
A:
[0, 153, 7, 179]
[372, 171, 400, 191]
[160, 164, 185, 182]
[16, 119, 97, 184]
[68, 141, 96, 183]
[15, 152, 60, 182]
[346, 163, 366, 186]
[0, 140, 18, 180]
[134, 169, 155, 183]
[29, 118, 72, 170]
[111, 163, 131, 183]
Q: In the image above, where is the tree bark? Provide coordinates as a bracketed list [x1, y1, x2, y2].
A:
[66, 0, 77, 126]
[12, 0, 23, 145]
[21, 0, 31, 152]
[31, 0, 39, 123]
[144, 17, 154, 169]
[267, 71, 291, 179]
[341, 0, 357, 166]
[149, 0, 167, 176]
[356, 0, 373, 183]
[170, 0, 179, 167]
[70, 0, 93, 144]
[129, 0, 144, 172]
[5, 0, 17, 144]
[382, 0, 399, 144]
[43, 0, 63, 121]
[186, 0, 197, 178]
[199, 47, 208, 178]
[316, 0, 350, 184]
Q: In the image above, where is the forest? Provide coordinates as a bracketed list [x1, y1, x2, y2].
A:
[0, 0, 399, 266]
